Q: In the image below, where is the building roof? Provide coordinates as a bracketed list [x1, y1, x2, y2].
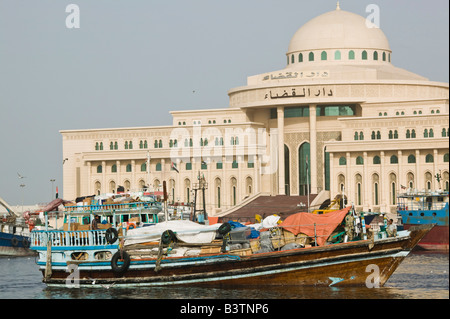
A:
[287, 6, 391, 54]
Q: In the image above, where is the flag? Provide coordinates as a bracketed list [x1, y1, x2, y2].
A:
[56, 186, 59, 199]
[401, 185, 406, 190]
[171, 162, 179, 173]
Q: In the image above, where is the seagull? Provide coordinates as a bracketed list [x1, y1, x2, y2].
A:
[63, 158, 68, 164]
[17, 173, 26, 179]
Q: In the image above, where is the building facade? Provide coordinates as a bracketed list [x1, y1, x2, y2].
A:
[61, 5, 449, 215]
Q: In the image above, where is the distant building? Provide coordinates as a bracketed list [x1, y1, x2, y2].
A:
[61, 4, 449, 214]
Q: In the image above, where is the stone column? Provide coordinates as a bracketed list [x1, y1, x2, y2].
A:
[277, 106, 285, 195]
[309, 104, 317, 194]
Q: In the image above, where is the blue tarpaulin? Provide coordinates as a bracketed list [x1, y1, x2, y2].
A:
[227, 221, 260, 239]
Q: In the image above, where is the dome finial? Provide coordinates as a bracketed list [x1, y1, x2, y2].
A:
[336, 1, 341, 10]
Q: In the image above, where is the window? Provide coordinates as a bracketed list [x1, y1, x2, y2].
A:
[374, 182, 379, 205]
[126, 164, 132, 172]
[394, 130, 398, 139]
[111, 164, 117, 173]
[291, 54, 294, 64]
[373, 156, 381, 164]
[348, 50, 355, 60]
[356, 156, 364, 165]
[442, 128, 447, 137]
[362, 50, 368, 60]
[232, 159, 238, 169]
[97, 165, 102, 173]
[309, 52, 314, 61]
[339, 157, 346, 165]
[156, 163, 162, 171]
[110, 142, 114, 150]
[424, 129, 428, 138]
[373, 51, 378, 60]
[357, 183, 362, 205]
[201, 161, 207, 170]
[388, 130, 393, 139]
[185, 163, 192, 170]
[334, 50, 341, 60]
[216, 162, 223, 169]
[141, 163, 147, 172]
[425, 154, 434, 163]
[377, 131, 381, 139]
[159, 140, 163, 148]
[390, 155, 398, 164]
[408, 155, 416, 163]
[383, 52, 386, 61]
[371, 131, 376, 140]
[429, 129, 434, 138]
[359, 132, 364, 140]
[411, 129, 416, 138]
[299, 53, 303, 63]
[354, 132, 359, 140]
[444, 153, 449, 162]
[321, 51, 327, 60]
[114, 142, 118, 150]
[248, 161, 254, 168]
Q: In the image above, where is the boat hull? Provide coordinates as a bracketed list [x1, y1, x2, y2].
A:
[38, 224, 432, 288]
[403, 224, 448, 251]
[0, 232, 36, 257]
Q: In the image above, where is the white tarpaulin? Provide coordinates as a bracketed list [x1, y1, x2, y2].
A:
[124, 220, 221, 246]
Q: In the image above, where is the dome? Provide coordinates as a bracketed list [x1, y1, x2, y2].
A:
[287, 6, 391, 54]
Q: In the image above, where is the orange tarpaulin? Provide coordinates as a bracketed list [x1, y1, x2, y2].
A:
[279, 206, 351, 246]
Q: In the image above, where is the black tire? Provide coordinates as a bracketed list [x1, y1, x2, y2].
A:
[22, 237, 30, 248]
[105, 228, 119, 244]
[218, 222, 232, 235]
[11, 237, 19, 247]
[161, 230, 176, 245]
[111, 251, 130, 277]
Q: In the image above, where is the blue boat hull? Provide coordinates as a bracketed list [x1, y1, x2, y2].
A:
[0, 232, 36, 257]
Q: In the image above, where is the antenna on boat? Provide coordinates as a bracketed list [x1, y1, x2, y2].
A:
[163, 181, 169, 222]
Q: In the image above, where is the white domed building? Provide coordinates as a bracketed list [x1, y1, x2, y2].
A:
[61, 5, 449, 215]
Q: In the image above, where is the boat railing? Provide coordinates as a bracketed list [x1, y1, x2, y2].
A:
[63, 201, 160, 213]
[397, 200, 448, 211]
[30, 229, 111, 249]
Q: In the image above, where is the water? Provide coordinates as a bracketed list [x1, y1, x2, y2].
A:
[0, 251, 448, 300]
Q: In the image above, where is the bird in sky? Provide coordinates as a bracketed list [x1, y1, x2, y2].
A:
[17, 172, 26, 179]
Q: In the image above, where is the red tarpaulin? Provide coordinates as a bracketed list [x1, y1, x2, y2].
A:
[279, 206, 351, 246]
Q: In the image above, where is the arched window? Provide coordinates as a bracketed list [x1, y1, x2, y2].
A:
[356, 156, 364, 165]
[299, 53, 303, 62]
[411, 129, 416, 138]
[154, 140, 158, 148]
[390, 155, 398, 164]
[339, 157, 347, 165]
[408, 155, 416, 163]
[373, 51, 378, 60]
[348, 50, 355, 60]
[382, 52, 386, 61]
[371, 131, 376, 140]
[291, 54, 294, 64]
[156, 163, 162, 171]
[95, 142, 99, 151]
[111, 164, 117, 173]
[298, 142, 311, 196]
[424, 129, 428, 138]
[394, 130, 398, 139]
[334, 50, 341, 60]
[373, 156, 381, 164]
[159, 140, 163, 148]
[110, 142, 114, 150]
[362, 50, 368, 60]
[126, 164, 132, 172]
[425, 154, 434, 163]
[354, 132, 359, 140]
[321, 51, 327, 60]
[359, 132, 364, 140]
[429, 129, 434, 137]
[141, 163, 147, 172]
[388, 130, 393, 139]
[114, 141, 118, 150]
[309, 52, 314, 61]
[97, 165, 102, 173]
[442, 128, 447, 137]
[124, 141, 128, 149]
[376, 131, 381, 139]
[444, 153, 449, 162]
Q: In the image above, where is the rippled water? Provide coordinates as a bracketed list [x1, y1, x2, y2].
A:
[0, 251, 448, 300]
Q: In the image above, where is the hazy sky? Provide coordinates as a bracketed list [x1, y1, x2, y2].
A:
[0, 0, 448, 206]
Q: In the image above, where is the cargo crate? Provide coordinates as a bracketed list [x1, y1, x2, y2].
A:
[229, 248, 252, 256]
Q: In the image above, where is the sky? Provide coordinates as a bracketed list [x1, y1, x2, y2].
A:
[0, 0, 448, 206]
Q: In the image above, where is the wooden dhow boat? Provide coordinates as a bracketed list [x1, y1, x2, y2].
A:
[30, 205, 433, 288]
